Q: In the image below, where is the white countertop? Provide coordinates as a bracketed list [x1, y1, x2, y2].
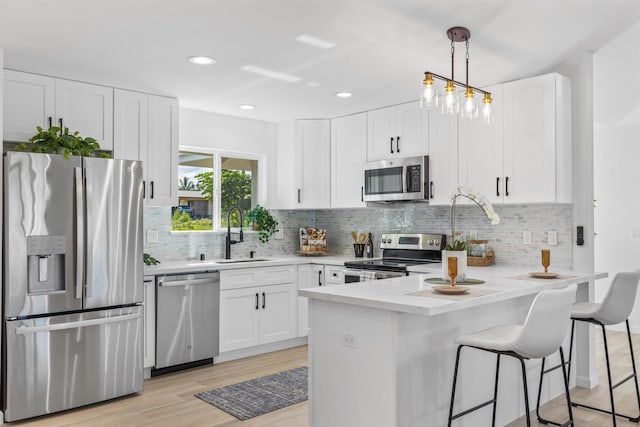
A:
[143, 254, 357, 276]
[299, 266, 607, 316]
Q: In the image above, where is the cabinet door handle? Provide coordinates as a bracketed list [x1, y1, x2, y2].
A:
[430, 181, 434, 199]
[255, 293, 259, 310]
[505, 177, 510, 197]
[262, 292, 266, 309]
[48, 116, 53, 128]
[390, 137, 394, 154]
[361, 186, 363, 202]
[496, 177, 500, 197]
[142, 181, 146, 199]
[396, 136, 400, 153]
[297, 188, 301, 204]
[150, 181, 154, 199]
[59, 117, 63, 130]
[318, 270, 322, 286]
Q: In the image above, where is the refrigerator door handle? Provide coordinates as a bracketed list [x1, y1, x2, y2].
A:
[15, 312, 142, 335]
[74, 167, 85, 300]
[84, 166, 93, 298]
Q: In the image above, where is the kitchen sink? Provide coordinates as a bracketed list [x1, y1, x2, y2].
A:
[214, 258, 272, 264]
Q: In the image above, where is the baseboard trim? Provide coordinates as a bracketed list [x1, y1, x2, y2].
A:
[215, 337, 308, 363]
[576, 375, 599, 390]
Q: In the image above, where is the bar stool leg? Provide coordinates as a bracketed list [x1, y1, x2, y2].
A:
[536, 356, 547, 422]
[601, 324, 617, 426]
[625, 319, 640, 422]
[492, 354, 501, 427]
[448, 345, 463, 427]
[519, 358, 532, 427]
[566, 320, 576, 382]
[559, 347, 574, 425]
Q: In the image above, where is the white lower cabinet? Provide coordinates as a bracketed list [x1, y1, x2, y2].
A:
[219, 266, 297, 353]
[298, 264, 324, 337]
[143, 276, 156, 369]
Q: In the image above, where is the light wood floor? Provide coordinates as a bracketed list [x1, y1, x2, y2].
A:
[10, 330, 640, 426]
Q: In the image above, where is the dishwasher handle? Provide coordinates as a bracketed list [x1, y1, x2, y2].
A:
[157, 271, 220, 287]
[158, 277, 219, 287]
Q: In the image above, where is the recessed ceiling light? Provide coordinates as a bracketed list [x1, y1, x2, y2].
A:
[335, 91, 353, 98]
[241, 65, 301, 83]
[188, 56, 216, 65]
[239, 105, 256, 110]
[295, 34, 337, 49]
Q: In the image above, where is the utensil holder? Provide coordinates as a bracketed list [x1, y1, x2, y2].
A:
[353, 243, 365, 257]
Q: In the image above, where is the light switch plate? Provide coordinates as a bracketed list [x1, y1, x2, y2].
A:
[548, 230, 558, 246]
[274, 229, 284, 240]
[522, 231, 532, 245]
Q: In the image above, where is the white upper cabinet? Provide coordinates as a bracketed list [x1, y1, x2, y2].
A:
[113, 89, 178, 207]
[502, 73, 571, 203]
[331, 113, 367, 208]
[458, 84, 504, 205]
[428, 111, 459, 205]
[3, 71, 55, 142]
[295, 119, 331, 209]
[458, 73, 571, 204]
[55, 79, 113, 151]
[366, 101, 428, 161]
[3, 70, 113, 150]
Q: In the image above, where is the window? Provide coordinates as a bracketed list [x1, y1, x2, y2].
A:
[172, 149, 261, 232]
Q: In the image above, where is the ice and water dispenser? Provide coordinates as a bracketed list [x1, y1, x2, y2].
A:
[26, 235, 67, 294]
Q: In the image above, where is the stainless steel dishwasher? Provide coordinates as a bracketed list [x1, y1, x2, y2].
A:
[154, 271, 220, 373]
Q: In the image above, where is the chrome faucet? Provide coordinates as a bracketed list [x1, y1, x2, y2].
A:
[225, 205, 244, 259]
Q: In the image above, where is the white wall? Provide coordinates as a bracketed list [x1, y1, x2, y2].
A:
[594, 20, 640, 332]
[178, 108, 278, 206]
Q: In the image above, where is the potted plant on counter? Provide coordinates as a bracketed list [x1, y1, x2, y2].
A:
[20, 125, 110, 159]
[444, 185, 500, 282]
[246, 204, 279, 243]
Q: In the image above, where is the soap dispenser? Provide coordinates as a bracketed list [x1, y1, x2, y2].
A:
[365, 233, 374, 258]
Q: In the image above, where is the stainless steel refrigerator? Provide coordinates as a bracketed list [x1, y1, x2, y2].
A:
[2, 151, 144, 422]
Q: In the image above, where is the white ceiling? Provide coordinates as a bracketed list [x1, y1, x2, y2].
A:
[2, 0, 640, 123]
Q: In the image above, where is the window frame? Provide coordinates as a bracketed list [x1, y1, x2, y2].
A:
[174, 146, 267, 233]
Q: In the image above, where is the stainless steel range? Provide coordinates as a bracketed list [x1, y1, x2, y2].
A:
[343, 233, 446, 283]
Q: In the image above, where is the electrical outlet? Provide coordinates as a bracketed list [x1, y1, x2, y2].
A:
[342, 334, 358, 348]
[548, 230, 558, 246]
[633, 229, 640, 240]
[468, 230, 478, 240]
[522, 231, 532, 245]
[274, 229, 284, 240]
[146, 230, 159, 243]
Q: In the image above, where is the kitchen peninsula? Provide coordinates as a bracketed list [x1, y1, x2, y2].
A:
[300, 267, 606, 427]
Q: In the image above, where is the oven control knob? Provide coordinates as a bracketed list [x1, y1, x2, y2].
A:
[434, 240, 440, 246]
[385, 238, 392, 244]
[427, 239, 434, 245]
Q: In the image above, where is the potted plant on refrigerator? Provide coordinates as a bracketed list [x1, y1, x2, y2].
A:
[20, 125, 111, 159]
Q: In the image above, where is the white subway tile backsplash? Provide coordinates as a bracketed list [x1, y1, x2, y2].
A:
[144, 203, 573, 268]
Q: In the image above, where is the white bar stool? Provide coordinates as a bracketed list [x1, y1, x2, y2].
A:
[555, 271, 640, 426]
[447, 284, 577, 427]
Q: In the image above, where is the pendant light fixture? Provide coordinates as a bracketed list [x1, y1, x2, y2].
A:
[420, 26, 493, 123]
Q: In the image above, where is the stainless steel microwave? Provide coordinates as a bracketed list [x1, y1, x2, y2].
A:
[363, 155, 429, 202]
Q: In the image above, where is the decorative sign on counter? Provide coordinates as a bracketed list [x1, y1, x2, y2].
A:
[300, 228, 326, 252]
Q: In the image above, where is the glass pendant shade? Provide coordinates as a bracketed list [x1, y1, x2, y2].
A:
[461, 87, 478, 119]
[421, 73, 437, 108]
[482, 92, 493, 124]
[441, 80, 458, 115]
